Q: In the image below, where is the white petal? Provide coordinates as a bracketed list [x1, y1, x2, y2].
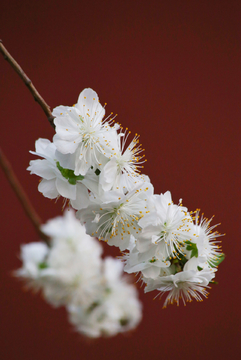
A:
[184, 256, 207, 271]
[35, 138, 51, 153]
[52, 105, 70, 117]
[28, 159, 57, 180]
[55, 150, 75, 171]
[74, 152, 90, 176]
[70, 183, 90, 210]
[54, 115, 79, 140]
[56, 178, 76, 200]
[99, 159, 118, 191]
[53, 134, 79, 154]
[38, 179, 58, 198]
[104, 257, 123, 283]
[142, 266, 161, 279]
[77, 88, 105, 121]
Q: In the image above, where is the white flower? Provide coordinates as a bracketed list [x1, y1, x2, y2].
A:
[137, 191, 193, 259]
[144, 256, 216, 307]
[67, 257, 142, 338]
[77, 182, 154, 250]
[53, 88, 119, 176]
[28, 138, 89, 210]
[15, 242, 49, 290]
[39, 210, 103, 307]
[99, 129, 147, 192]
[124, 235, 170, 279]
[189, 211, 224, 268]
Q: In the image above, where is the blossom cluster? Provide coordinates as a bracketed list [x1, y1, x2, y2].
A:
[16, 210, 142, 338]
[28, 88, 225, 307]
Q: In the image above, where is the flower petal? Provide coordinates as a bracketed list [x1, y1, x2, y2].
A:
[76, 88, 105, 122]
[38, 179, 58, 199]
[70, 183, 90, 210]
[99, 159, 118, 191]
[28, 159, 57, 180]
[53, 134, 79, 154]
[56, 178, 76, 200]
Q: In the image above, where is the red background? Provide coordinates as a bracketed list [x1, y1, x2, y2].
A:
[0, 1, 240, 359]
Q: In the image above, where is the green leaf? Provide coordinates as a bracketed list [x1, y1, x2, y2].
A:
[197, 266, 203, 271]
[56, 161, 84, 184]
[208, 253, 225, 268]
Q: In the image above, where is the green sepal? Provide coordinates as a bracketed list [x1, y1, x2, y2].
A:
[56, 161, 84, 184]
[38, 262, 48, 269]
[208, 253, 225, 268]
[119, 318, 129, 326]
[169, 252, 188, 274]
[185, 240, 198, 258]
[197, 266, 203, 271]
[87, 301, 100, 313]
[172, 258, 179, 264]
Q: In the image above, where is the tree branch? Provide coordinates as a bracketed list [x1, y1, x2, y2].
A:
[0, 148, 50, 243]
[0, 40, 55, 128]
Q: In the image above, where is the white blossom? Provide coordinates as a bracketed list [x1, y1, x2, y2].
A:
[77, 182, 154, 250]
[188, 210, 224, 268]
[15, 211, 143, 337]
[15, 242, 49, 290]
[99, 129, 147, 192]
[144, 256, 216, 307]
[67, 258, 142, 338]
[37, 210, 103, 307]
[24, 86, 225, 313]
[137, 191, 193, 259]
[124, 235, 170, 279]
[27, 138, 89, 210]
[53, 88, 119, 176]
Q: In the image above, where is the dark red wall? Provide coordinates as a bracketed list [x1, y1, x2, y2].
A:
[1, 1, 240, 359]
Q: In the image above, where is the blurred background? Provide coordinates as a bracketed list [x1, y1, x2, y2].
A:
[0, 1, 240, 359]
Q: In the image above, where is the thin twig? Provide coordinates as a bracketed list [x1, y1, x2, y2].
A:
[0, 40, 55, 128]
[0, 148, 50, 242]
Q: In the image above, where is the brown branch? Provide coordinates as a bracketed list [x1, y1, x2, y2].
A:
[0, 40, 55, 128]
[0, 148, 50, 243]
